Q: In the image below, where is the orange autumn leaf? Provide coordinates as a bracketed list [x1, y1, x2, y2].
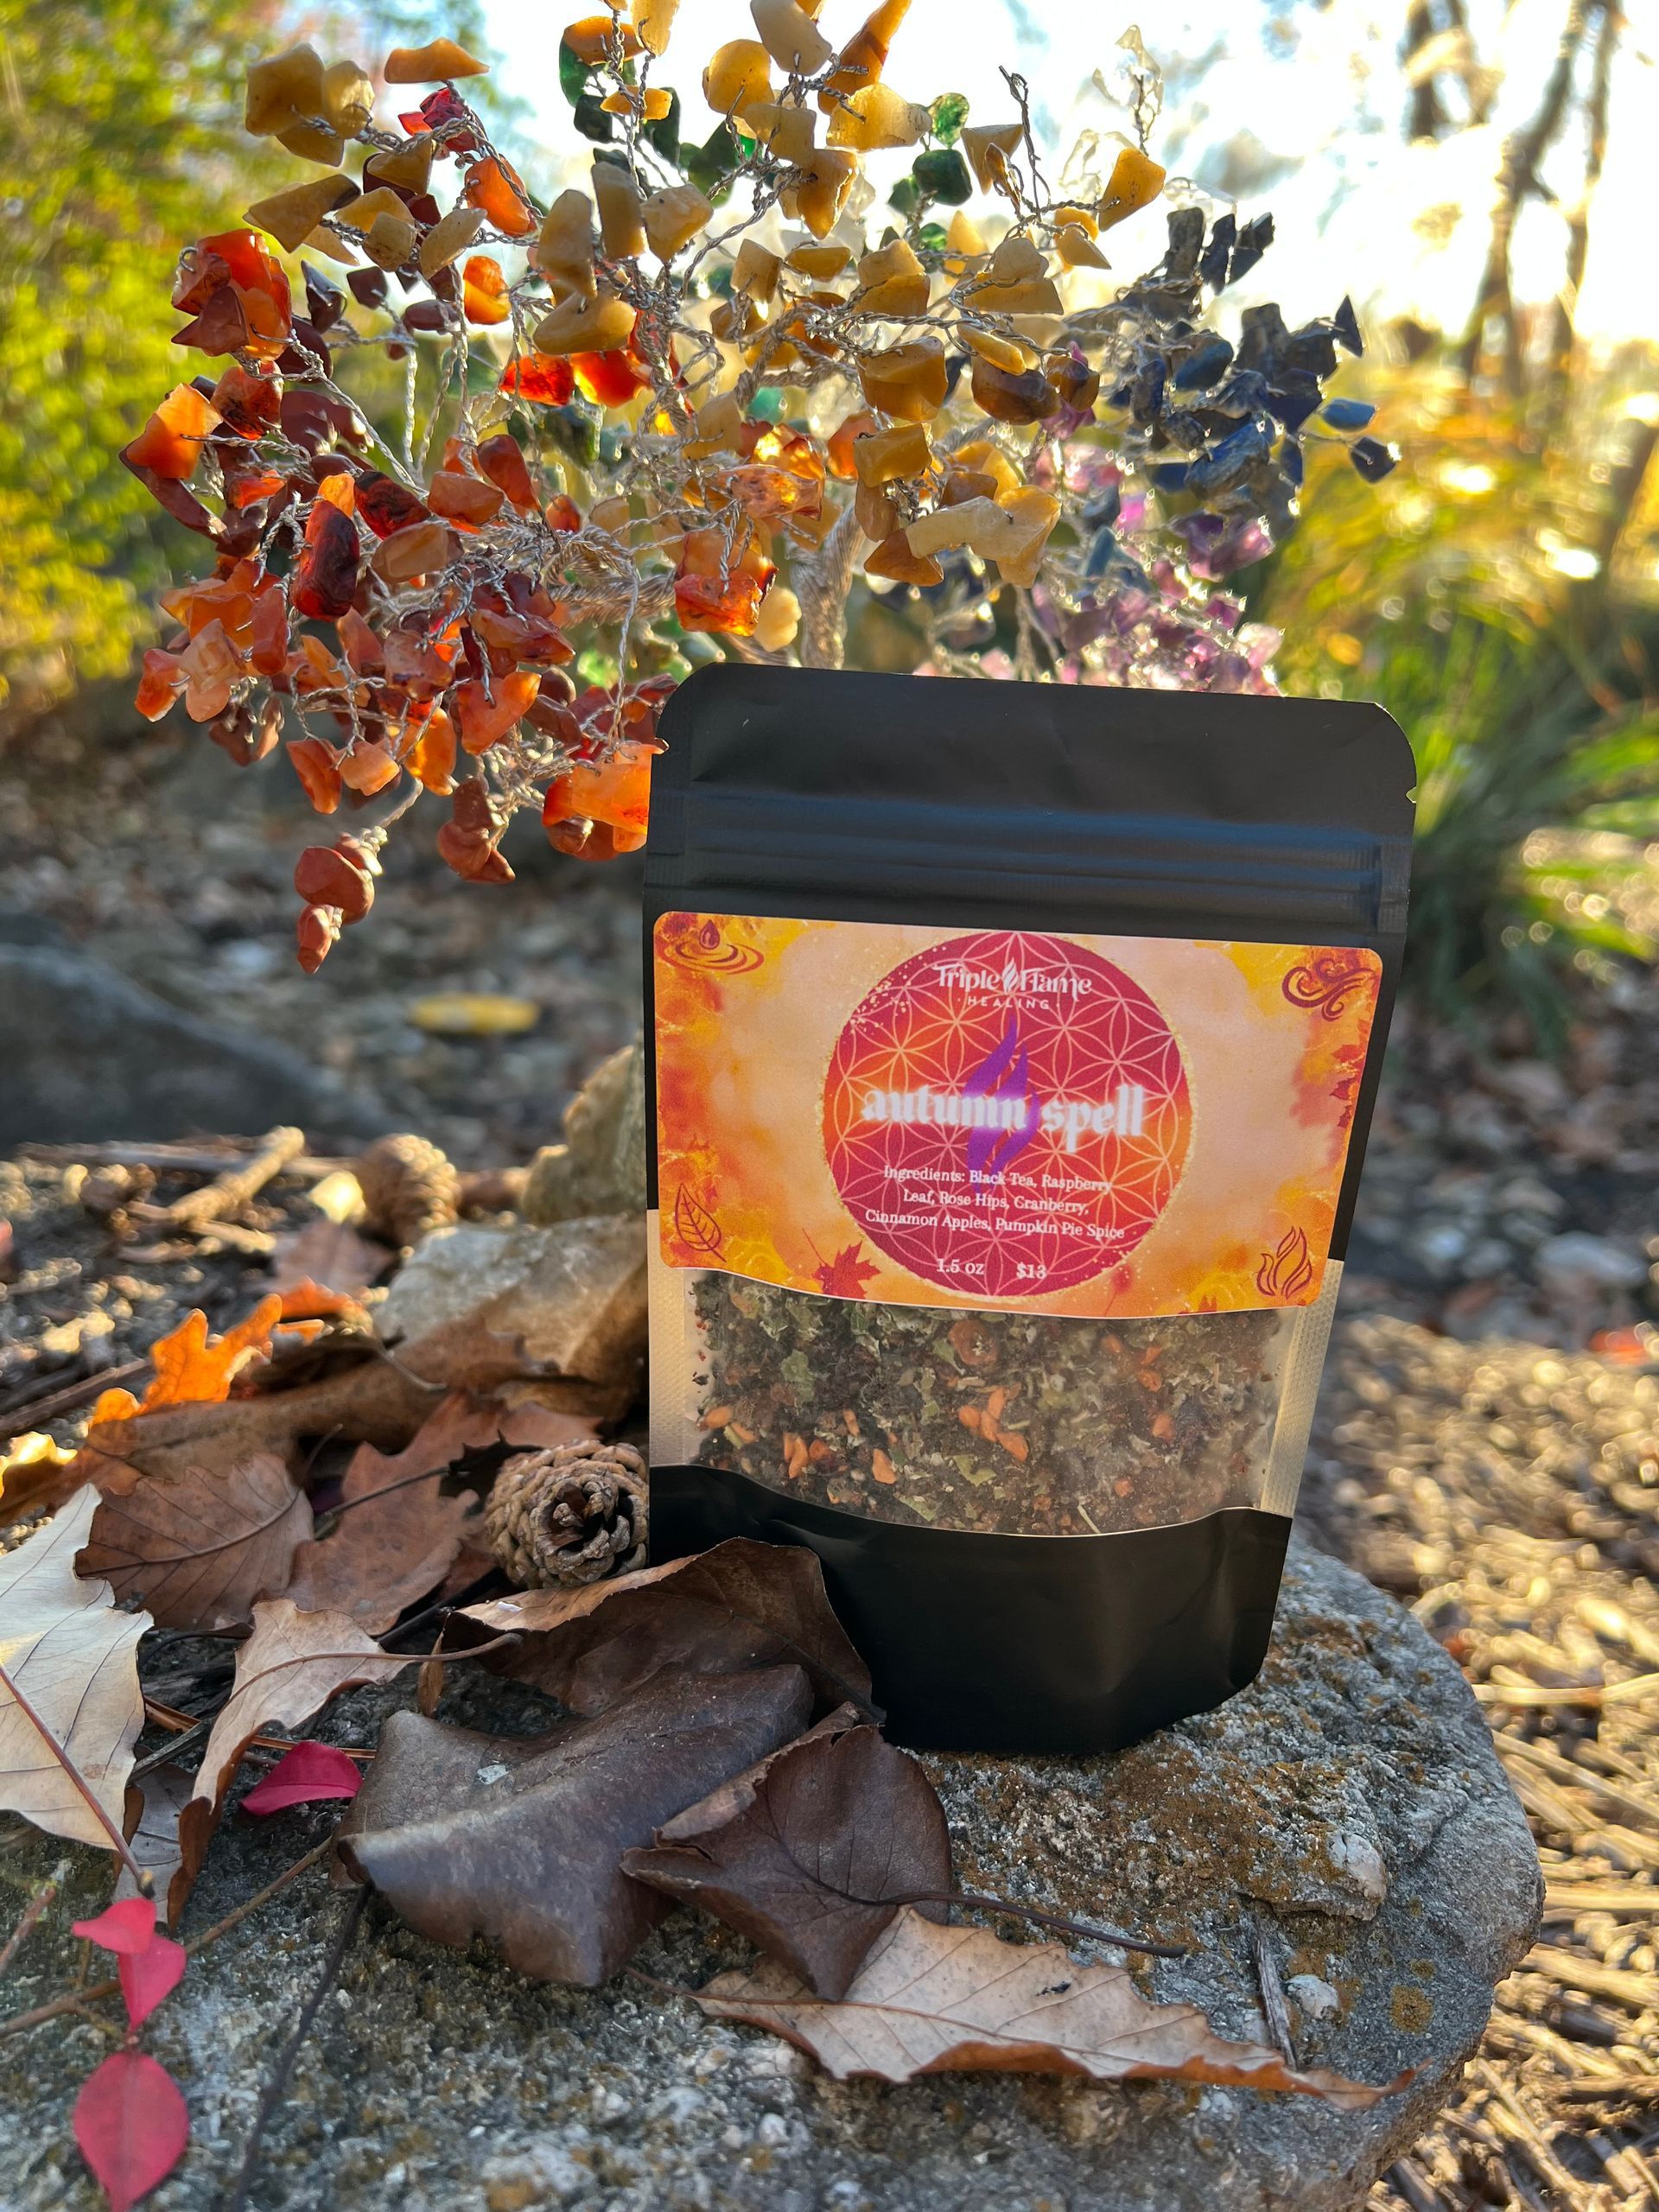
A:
[89, 1298, 285, 1429]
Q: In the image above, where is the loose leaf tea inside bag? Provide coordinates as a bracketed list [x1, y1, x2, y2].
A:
[645, 668, 1412, 1751]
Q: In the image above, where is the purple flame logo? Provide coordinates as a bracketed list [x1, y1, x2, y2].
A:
[963, 1016, 1042, 1181]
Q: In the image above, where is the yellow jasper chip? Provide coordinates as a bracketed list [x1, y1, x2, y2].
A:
[384, 38, 489, 81]
[702, 37, 773, 114]
[339, 186, 411, 230]
[780, 149, 857, 239]
[363, 211, 419, 270]
[632, 0, 680, 55]
[746, 101, 818, 167]
[991, 486, 1061, 587]
[946, 208, 988, 257]
[826, 82, 927, 151]
[905, 494, 1008, 559]
[534, 288, 637, 355]
[1098, 145, 1166, 229]
[245, 173, 356, 254]
[592, 161, 646, 258]
[643, 181, 713, 259]
[962, 326, 1033, 373]
[962, 122, 1022, 193]
[245, 45, 322, 137]
[365, 137, 437, 192]
[418, 205, 486, 276]
[276, 117, 345, 166]
[1056, 223, 1109, 270]
[321, 58, 374, 134]
[537, 190, 597, 298]
[852, 420, 931, 485]
[751, 0, 835, 74]
[733, 240, 783, 301]
[820, 0, 911, 108]
[753, 585, 801, 652]
[857, 339, 948, 423]
[785, 241, 850, 277]
[951, 437, 1021, 497]
[854, 237, 929, 317]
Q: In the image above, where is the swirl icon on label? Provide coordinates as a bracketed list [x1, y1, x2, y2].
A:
[823, 930, 1191, 1300]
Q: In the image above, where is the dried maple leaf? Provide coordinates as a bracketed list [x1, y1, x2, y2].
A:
[700, 1909, 1411, 2106]
[461, 1535, 873, 1719]
[79, 1448, 312, 1631]
[0, 1488, 149, 1854]
[624, 1714, 951, 1999]
[339, 1664, 812, 1985]
[812, 1243, 880, 1300]
[177, 1599, 410, 1901]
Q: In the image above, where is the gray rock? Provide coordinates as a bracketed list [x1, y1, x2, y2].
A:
[521, 1040, 646, 1228]
[0, 1540, 1538, 2211]
[0, 944, 390, 1147]
[1535, 1230, 1648, 1292]
[378, 1217, 646, 1414]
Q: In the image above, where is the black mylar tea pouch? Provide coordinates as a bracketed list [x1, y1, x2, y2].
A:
[643, 664, 1412, 1752]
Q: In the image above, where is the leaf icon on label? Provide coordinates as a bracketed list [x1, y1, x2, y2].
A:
[673, 1183, 725, 1260]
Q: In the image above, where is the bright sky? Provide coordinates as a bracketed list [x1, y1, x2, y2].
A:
[482, 0, 1659, 347]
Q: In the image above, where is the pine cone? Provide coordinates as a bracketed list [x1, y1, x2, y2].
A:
[354, 1132, 461, 1249]
[485, 1439, 648, 1589]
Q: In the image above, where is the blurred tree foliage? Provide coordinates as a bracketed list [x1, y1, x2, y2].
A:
[0, 0, 497, 728]
[1253, 362, 1659, 1041]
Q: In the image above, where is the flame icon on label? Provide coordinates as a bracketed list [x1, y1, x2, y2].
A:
[963, 1015, 1040, 1181]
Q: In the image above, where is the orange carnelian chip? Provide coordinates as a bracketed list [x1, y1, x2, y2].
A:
[542, 738, 652, 855]
[402, 706, 457, 792]
[571, 350, 650, 408]
[543, 492, 582, 533]
[210, 361, 282, 439]
[453, 669, 541, 755]
[499, 353, 576, 406]
[461, 254, 511, 325]
[288, 735, 343, 814]
[463, 156, 535, 238]
[427, 471, 505, 526]
[475, 432, 537, 512]
[135, 649, 186, 721]
[338, 740, 401, 794]
[124, 385, 222, 481]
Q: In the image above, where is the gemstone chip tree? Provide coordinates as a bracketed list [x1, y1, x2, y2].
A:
[124, 6, 1395, 969]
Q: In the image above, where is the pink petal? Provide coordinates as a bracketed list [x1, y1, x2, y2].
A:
[71, 1898, 158, 1956]
[118, 1935, 187, 2030]
[73, 2050, 189, 2212]
[239, 1739, 364, 1815]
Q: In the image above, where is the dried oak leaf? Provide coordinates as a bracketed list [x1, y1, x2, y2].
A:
[79, 1448, 312, 1631]
[700, 1908, 1412, 2106]
[285, 1392, 594, 1632]
[624, 1715, 951, 1999]
[0, 1487, 148, 1853]
[177, 1599, 410, 1902]
[339, 1665, 813, 1985]
[460, 1535, 873, 1720]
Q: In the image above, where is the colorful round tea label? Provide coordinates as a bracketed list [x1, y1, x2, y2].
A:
[822, 930, 1192, 1300]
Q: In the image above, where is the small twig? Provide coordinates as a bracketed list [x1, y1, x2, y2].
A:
[222, 1888, 368, 2212]
[1474, 1671, 1659, 1708]
[151, 1125, 305, 1235]
[0, 1862, 68, 1981]
[0, 1360, 148, 1433]
[0, 1658, 150, 1894]
[1249, 1910, 1296, 2064]
[898, 1889, 1185, 1961]
[0, 1839, 334, 2041]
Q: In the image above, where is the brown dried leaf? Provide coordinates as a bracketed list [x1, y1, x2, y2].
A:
[79, 1449, 313, 1631]
[339, 1665, 813, 1985]
[624, 1716, 951, 1998]
[178, 1599, 410, 1898]
[284, 1393, 511, 1632]
[700, 1909, 1413, 2105]
[118, 1763, 194, 1920]
[461, 1536, 874, 1719]
[0, 1488, 148, 1853]
[270, 1217, 391, 1302]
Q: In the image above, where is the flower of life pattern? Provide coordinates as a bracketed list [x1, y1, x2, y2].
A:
[822, 930, 1192, 1300]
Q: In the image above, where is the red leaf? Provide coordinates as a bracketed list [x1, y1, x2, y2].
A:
[73, 2050, 189, 2212]
[239, 1740, 363, 1816]
[72, 1897, 156, 1955]
[814, 1243, 880, 1300]
[118, 1934, 187, 2029]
